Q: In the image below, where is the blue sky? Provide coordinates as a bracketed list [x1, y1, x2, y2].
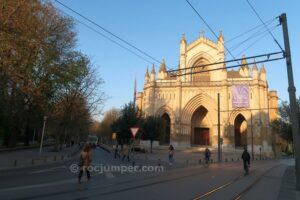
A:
[53, 0, 300, 120]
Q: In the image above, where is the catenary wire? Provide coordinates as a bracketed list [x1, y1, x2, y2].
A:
[54, 0, 173, 70]
[228, 22, 277, 53]
[235, 25, 279, 58]
[185, 0, 238, 63]
[225, 17, 277, 44]
[246, 0, 284, 52]
[41, 0, 154, 66]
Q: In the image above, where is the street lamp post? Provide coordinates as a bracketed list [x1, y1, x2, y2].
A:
[39, 116, 47, 155]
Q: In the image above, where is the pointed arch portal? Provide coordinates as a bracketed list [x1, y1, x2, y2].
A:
[191, 106, 210, 145]
[234, 114, 247, 147]
[160, 113, 170, 145]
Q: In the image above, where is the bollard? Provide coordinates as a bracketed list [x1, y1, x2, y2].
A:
[158, 158, 161, 166]
[232, 158, 234, 162]
[237, 158, 239, 161]
[13, 160, 17, 167]
[199, 159, 202, 164]
[225, 158, 228, 162]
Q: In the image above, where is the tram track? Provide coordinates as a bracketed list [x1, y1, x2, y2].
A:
[192, 163, 282, 200]
[232, 164, 282, 200]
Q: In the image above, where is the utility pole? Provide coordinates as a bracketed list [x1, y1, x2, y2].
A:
[39, 116, 47, 155]
[218, 93, 221, 162]
[280, 13, 300, 190]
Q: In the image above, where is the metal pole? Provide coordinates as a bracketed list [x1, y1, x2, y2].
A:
[280, 13, 300, 190]
[32, 129, 36, 144]
[218, 93, 221, 162]
[39, 116, 47, 155]
[251, 113, 254, 161]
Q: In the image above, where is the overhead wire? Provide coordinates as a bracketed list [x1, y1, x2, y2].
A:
[235, 25, 280, 58]
[174, 56, 284, 77]
[225, 17, 277, 44]
[53, 0, 173, 70]
[50, 0, 282, 77]
[227, 20, 276, 53]
[185, 0, 238, 63]
[180, 17, 278, 67]
[246, 0, 284, 52]
[59, 9, 154, 65]
[168, 51, 282, 73]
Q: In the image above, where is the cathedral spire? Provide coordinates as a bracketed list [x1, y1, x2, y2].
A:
[158, 59, 167, 79]
[241, 55, 248, 68]
[252, 59, 258, 79]
[150, 64, 156, 82]
[260, 63, 266, 73]
[218, 31, 224, 42]
[133, 78, 136, 106]
[151, 64, 155, 74]
[144, 67, 149, 84]
[259, 63, 266, 81]
[159, 59, 167, 73]
[180, 33, 186, 44]
[145, 67, 149, 77]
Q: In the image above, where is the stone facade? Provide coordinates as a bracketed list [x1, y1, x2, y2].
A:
[137, 32, 278, 154]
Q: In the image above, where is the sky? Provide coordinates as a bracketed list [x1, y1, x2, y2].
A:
[52, 0, 300, 120]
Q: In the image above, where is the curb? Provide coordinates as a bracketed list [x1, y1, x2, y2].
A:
[0, 144, 54, 153]
[0, 148, 81, 171]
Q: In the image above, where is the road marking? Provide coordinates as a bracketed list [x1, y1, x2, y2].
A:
[30, 165, 67, 174]
[193, 181, 234, 200]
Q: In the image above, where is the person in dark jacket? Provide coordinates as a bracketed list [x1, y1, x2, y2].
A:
[241, 146, 251, 175]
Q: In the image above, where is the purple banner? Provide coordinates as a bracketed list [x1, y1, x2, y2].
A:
[232, 85, 249, 108]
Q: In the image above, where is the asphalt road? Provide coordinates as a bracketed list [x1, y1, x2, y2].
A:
[0, 147, 290, 200]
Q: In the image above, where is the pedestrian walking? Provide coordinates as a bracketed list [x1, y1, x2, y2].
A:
[241, 146, 251, 175]
[78, 143, 92, 183]
[114, 144, 120, 159]
[204, 147, 211, 166]
[122, 145, 130, 162]
[168, 145, 174, 166]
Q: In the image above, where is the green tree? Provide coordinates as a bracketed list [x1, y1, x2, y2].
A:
[140, 115, 163, 153]
[97, 108, 119, 145]
[0, 0, 105, 147]
[111, 102, 140, 145]
[271, 97, 300, 151]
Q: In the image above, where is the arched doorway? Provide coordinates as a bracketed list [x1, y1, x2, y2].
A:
[192, 57, 210, 82]
[191, 106, 210, 145]
[160, 113, 170, 145]
[234, 114, 247, 147]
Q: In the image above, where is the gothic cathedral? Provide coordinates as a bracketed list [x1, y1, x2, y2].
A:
[137, 32, 278, 154]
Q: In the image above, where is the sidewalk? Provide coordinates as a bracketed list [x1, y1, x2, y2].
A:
[278, 165, 300, 200]
[0, 145, 80, 170]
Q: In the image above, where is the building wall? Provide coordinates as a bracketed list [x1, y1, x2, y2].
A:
[138, 33, 278, 154]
